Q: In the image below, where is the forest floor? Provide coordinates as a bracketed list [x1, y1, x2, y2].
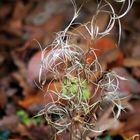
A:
[0, 0, 140, 140]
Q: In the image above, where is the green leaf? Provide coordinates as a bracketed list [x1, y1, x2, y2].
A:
[22, 117, 31, 124]
[31, 117, 42, 125]
[97, 134, 113, 140]
[16, 110, 42, 125]
[16, 110, 28, 117]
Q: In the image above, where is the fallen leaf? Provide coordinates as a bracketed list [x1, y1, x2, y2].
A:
[12, 72, 33, 96]
[113, 67, 140, 94]
[123, 58, 140, 67]
[0, 91, 7, 108]
[132, 67, 140, 79]
[18, 82, 61, 110]
[27, 50, 52, 83]
[0, 115, 19, 131]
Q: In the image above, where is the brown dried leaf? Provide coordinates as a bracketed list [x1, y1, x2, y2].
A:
[12, 72, 33, 96]
[0, 4, 12, 21]
[132, 67, 140, 79]
[113, 67, 140, 94]
[88, 108, 122, 138]
[18, 82, 61, 109]
[123, 58, 140, 67]
[0, 35, 23, 47]
[0, 90, 7, 108]
[27, 50, 52, 83]
[0, 115, 19, 130]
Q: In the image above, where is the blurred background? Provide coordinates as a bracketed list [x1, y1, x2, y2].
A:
[0, 0, 140, 140]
